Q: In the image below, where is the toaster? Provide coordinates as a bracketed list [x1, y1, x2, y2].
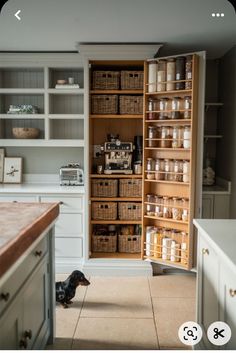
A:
[60, 163, 84, 186]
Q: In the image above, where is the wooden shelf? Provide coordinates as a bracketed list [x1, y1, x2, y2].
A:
[91, 197, 142, 201]
[145, 147, 190, 151]
[145, 119, 191, 125]
[91, 220, 142, 225]
[90, 174, 142, 179]
[144, 215, 188, 225]
[145, 179, 190, 185]
[90, 114, 143, 119]
[144, 256, 188, 269]
[146, 89, 192, 96]
[90, 252, 141, 259]
[90, 89, 143, 94]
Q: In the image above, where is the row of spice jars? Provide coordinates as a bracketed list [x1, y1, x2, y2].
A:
[146, 158, 190, 183]
[145, 226, 188, 264]
[147, 96, 191, 120]
[148, 55, 192, 93]
[147, 125, 191, 148]
[146, 194, 189, 221]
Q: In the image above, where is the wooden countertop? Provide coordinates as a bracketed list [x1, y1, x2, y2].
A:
[0, 202, 59, 278]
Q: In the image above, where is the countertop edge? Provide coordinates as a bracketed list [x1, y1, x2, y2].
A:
[0, 203, 59, 278]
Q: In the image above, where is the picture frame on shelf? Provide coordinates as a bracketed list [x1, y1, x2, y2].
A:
[3, 157, 23, 184]
[0, 148, 5, 183]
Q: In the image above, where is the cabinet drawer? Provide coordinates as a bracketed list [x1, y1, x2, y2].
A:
[55, 237, 83, 258]
[55, 214, 83, 235]
[0, 235, 48, 314]
[0, 196, 37, 202]
[40, 196, 83, 213]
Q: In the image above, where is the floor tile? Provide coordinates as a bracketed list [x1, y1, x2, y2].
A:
[153, 297, 195, 348]
[72, 317, 159, 350]
[81, 276, 153, 318]
[149, 274, 196, 298]
[46, 338, 72, 350]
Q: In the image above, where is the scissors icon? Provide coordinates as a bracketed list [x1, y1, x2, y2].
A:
[213, 328, 225, 339]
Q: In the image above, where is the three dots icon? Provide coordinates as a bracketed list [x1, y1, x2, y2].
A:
[212, 13, 225, 17]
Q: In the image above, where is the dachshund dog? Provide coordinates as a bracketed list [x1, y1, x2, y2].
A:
[56, 270, 90, 308]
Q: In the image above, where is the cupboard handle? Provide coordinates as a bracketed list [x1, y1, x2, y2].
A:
[35, 250, 42, 257]
[202, 248, 209, 255]
[59, 201, 64, 205]
[24, 329, 32, 340]
[0, 292, 10, 302]
[229, 289, 236, 297]
[19, 339, 27, 349]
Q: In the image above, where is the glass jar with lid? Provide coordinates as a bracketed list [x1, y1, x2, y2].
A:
[173, 159, 183, 182]
[183, 160, 190, 183]
[172, 126, 183, 148]
[183, 96, 192, 119]
[163, 196, 171, 218]
[146, 201, 155, 216]
[175, 56, 186, 90]
[148, 125, 158, 147]
[172, 197, 183, 220]
[183, 126, 191, 149]
[157, 60, 166, 92]
[181, 231, 188, 264]
[147, 98, 159, 120]
[148, 60, 157, 93]
[162, 229, 172, 260]
[154, 195, 163, 217]
[164, 158, 174, 181]
[185, 55, 192, 89]
[160, 126, 172, 148]
[166, 58, 175, 91]
[159, 97, 169, 120]
[182, 198, 189, 221]
[155, 158, 164, 180]
[171, 97, 182, 119]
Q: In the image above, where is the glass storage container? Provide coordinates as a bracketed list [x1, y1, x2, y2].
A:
[185, 55, 192, 89]
[170, 240, 181, 262]
[148, 60, 157, 93]
[155, 158, 164, 180]
[162, 231, 172, 260]
[148, 125, 158, 147]
[147, 158, 154, 171]
[183, 96, 192, 119]
[183, 126, 191, 149]
[175, 56, 186, 90]
[157, 60, 166, 92]
[159, 97, 169, 120]
[172, 126, 183, 148]
[160, 126, 172, 148]
[154, 195, 163, 217]
[183, 160, 190, 183]
[166, 58, 175, 91]
[173, 159, 183, 182]
[181, 231, 188, 265]
[172, 197, 183, 220]
[182, 198, 189, 221]
[171, 96, 182, 119]
[163, 196, 172, 218]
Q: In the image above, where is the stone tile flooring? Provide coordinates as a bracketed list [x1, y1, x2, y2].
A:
[47, 274, 196, 350]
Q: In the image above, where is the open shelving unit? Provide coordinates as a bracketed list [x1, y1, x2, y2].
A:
[142, 53, 199, 270]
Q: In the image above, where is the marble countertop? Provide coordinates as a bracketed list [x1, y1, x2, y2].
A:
[0, 202, 59, 278]
[0, 183, 85, 194]
[193, 219, 236, 274]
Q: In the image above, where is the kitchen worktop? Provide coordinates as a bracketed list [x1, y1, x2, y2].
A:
[0, 183, 85, 194]
[0, 202, 59, 278]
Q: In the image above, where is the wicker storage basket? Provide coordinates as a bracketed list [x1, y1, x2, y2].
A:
[121, 71, 144, 90]
[118, 202, 142, 220]
[92, 235, 117, 252]
[93, 71, 120, 90]
[91, 95, 118, 114]
[119, 96, 143, 114]
[92, 202, 117, 220]
[92, 179, 118, 197]
[119, 179, 142, 197]
[118, 235, 141, 253]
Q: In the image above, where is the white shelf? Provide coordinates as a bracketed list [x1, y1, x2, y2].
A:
[48, 114, 84, 120]
[0, 139, 84, 147]
[48, 88, 84, 94]
[0, 114, 45, 119]
[0, 89, 45, 94]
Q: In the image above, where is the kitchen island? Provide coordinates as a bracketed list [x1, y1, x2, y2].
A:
[0, 202, 59, 350]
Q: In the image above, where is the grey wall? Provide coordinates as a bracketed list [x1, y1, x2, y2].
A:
[5, 147, 84, 174]
[217, 45, 236, 218]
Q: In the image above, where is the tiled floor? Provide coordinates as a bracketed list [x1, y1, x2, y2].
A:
[47, 274, 196, 350]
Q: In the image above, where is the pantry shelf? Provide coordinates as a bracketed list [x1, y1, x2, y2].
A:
[91, 220, 142, 225]
[0, 114, 45, 119]
[144, 215, 188, 225]
[90, 114, 143, 119]
[144, 256, 188, 269]
[90, 197, 142, 202]
[90, 89, 143, 94]
[146, 89, 192, 96]
[145, 119, 192, 125]
[144, 179, 190, 185]
[90, 174, 142, 179]
[90, 252, 141, 259]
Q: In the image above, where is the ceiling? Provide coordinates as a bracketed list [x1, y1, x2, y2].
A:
[0, 0, 235, 58]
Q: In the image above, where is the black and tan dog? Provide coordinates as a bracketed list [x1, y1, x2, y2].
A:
[56, 270, 90, 308]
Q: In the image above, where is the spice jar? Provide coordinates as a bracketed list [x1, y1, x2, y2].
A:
[185, 55, 192, 89]
[148, 60, 157, 93]
[157, 60, 166, 92]
[184, 96, 192, 119]
[166, 58, 175, 91]
[148, 125, 158, 147]
[146, 201, 155, 216]
[171, 97, 182, 119]
[183, 160, 190, 183]
[173, 159, 183, 182]
[164, 158, 174, 181]
[160, 126, 172, 148]
[183, 126, 191, 149]
[155, 158, 164, 180]
[172, 126, 183, 148]
[182, 198, 189, 221]
[147, 98, 159, 120]
[175, 56, 186, 90]
[172, 197, 183, 220]
[163, 196, 171, 218]
[159, 97, 169, 120]
[147, 158, 154, 171]
[154, 195, 163, 217]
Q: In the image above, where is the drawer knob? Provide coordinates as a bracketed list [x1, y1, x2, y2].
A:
[229, 289, 236, 297]
[0, 292, 10, 302]
[24, 329, 32, 340]
[59, 201, 64, 205]
[35, 250, 42, 257]
[202, 248, 209, 255]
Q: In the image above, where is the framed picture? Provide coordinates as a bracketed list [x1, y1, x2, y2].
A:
[0, 149, 5, 183]
[3, 157, 23, 184]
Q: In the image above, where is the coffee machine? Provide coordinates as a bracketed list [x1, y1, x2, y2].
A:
[103, 136, 133, 174]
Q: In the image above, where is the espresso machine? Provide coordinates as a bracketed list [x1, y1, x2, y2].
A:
[103, 136, 133, 174]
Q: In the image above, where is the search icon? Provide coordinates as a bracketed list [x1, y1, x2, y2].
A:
[187, 329, 194, 338]
[178, 321, 203, 346]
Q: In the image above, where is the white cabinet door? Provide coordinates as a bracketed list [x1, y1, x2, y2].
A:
[55, 237, 83, 258]
[219, 266, 236, 349]
[0, 196, 37, 202]
[197, 236, 220, 348]
[40, 196, 83, 213]
[55, 214, 83, 235]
